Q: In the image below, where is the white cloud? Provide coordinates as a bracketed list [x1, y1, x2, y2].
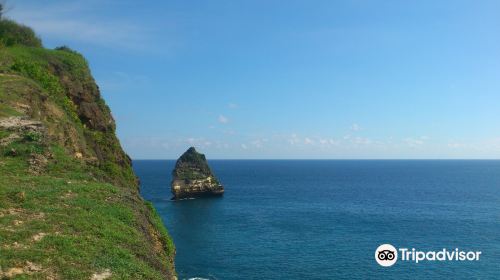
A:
[353, 137, 371, 145]
[404, 136, 428, 147]
[218, 115, 229, 124]
[329, 139, 340, 145]
[182, 137, 219, 149]
[241, 144, 248, 150]
[448, 143, 465, 149]
[228, 103, 238, 109]
[319, 138, 340, 146]
[8, 1, 164, 51]
[251, 138, 267, 148]
[287, 135, 342, 147]
[350, 123, 361, 131]
[288, 134, 301, 145]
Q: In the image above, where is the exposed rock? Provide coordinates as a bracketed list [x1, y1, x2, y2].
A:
[0, 116, 44, 133]
[28, 153, 48, 174]
[91, 269, 112, 280]
[171, 147, 224, 199]
[0, 116, 45, 147]
[25, 261, 42, 272]
[49, 60, 114, 132]
[13, 102, 31, 114]
[0, 262, 43, 278]
[3, 267, 24, 278]
[32, 232, 47, 242]
[0, 132, 20, 146]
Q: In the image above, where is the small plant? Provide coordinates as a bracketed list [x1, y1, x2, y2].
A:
[5, 147, 16, 156]
[55, 45, 80, 55]
[55, 45, 72, 52]
[25, 131, 42, 142]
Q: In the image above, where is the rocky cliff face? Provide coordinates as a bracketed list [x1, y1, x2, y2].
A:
[0, 20, 175, 279]
[171, 147, 224, 199]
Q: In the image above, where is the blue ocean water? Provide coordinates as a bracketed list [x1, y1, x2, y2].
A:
[133, 160, 500, 279]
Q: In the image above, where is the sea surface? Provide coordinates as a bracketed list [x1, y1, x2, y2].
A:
[133, 160, 500, 279]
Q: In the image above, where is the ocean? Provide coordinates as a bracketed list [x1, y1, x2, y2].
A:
[133, 160, 500, 279]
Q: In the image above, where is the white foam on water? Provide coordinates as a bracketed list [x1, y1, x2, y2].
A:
[176, 197, 197, 201]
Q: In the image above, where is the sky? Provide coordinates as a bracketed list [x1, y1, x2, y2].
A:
[6, 0, 500, 159]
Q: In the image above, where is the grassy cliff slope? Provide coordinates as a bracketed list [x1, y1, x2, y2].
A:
[0, 20, 175, 279]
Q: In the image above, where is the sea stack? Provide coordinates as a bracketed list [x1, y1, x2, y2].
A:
[171, 147, 224, 200]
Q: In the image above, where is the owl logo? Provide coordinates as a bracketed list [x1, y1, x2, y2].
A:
[377, 250, 396, 261]
[375, 244, 398, 267]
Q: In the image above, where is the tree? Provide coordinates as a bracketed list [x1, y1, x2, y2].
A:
[0, 4, 3, 20]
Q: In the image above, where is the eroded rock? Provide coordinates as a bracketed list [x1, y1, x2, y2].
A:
[171, 147, 224, 200]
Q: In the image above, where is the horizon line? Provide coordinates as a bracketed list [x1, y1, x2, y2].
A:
[131, 158, 500, 161]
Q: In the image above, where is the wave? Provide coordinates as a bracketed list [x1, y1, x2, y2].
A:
[176, 197, 197, 201]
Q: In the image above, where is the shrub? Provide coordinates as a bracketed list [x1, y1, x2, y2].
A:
[55, 45, 73, 52]
[24, 131, 42, 142]
[55, 45, 82, 56]
[11, 59, 63, 95]
[0, 19, 42, 47]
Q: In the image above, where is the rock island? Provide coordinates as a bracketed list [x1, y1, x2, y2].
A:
[171, 147, 224, 199]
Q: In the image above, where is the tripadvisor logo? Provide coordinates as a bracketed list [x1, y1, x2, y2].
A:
[375, 244, 482, 267]
[375, 244, 398, 267]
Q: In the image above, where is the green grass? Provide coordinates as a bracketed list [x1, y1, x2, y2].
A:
[145, 202, 176, 258]
[0, 76, 23, 117]
[0, 130, 9, 139]
[0, 104, 22, 117]
[0, 133, 174, 279]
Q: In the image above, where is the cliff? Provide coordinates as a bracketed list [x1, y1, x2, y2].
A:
[0, 20, 176, 279]
[171, 147, 224, 199]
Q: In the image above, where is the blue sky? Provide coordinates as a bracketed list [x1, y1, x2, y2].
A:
[8, 0, 500, 159]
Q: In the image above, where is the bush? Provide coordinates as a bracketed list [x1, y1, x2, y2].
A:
[0, 19, 42, 47]
[55, 45, 81, 55]
[11, 59, 63, 96]
[24, 131, 42, 142]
